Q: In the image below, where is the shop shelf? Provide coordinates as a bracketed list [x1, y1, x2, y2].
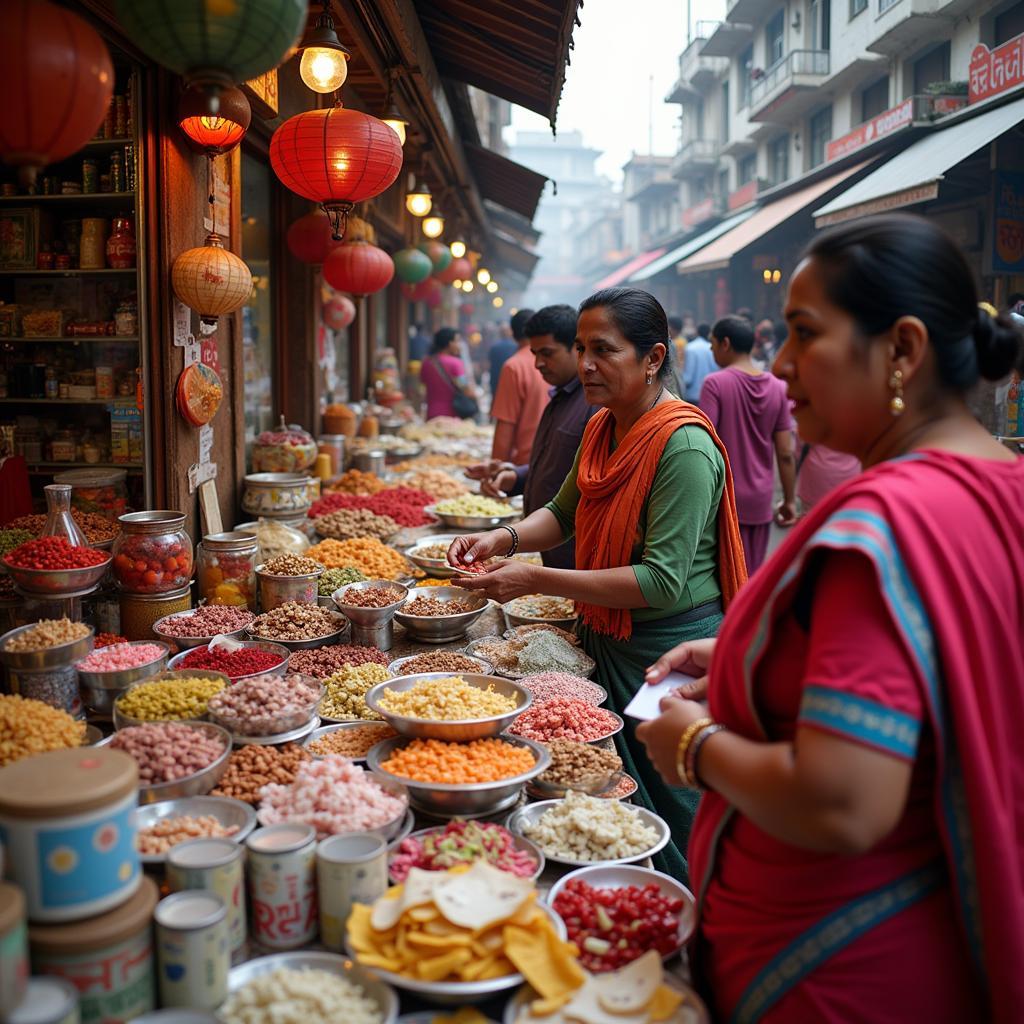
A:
[0, 336, 139, 343]
[0, 192, 135, 205]
[0, 268, 136, 276]
[0, 397, 124, 405]
[26, 462, 143, 474]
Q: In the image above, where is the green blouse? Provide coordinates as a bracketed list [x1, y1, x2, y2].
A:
[544, 424, 724, 621]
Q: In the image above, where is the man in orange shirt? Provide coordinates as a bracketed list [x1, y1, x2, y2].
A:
[489, 309, 550, 463]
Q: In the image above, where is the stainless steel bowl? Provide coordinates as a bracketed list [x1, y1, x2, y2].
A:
[506, 800, 672, 867]
[386, 652, 493, 676]
[366, 734, 549, 818]
[224, 713, 320, 747]
[464, 636, 597, 680]
[111, 669, 230, 730]
[332, 580, 409, 617]
[393, 588, 490, 644]
[527, 767, 624, 801]
[245, 610, 347, 651]
[133, 795, 257, 865]
[77, 640, 170, 715]
[387, 824, 545, 885]
[302, 721, 398, 761]
[405, 535, 462, 579]
[502, 596, 578, 631]
[256, 562, 323, 611]
[0, 622, 94, 672]
[365, 672, 531, 741]
[152, 609, 253, 651]
[226, 951, 398, 1024]
[166, 639, 290, 679]
[2, 552, 112, 597]
[424, 503, 521, 531]
[210, 674, 322, 737]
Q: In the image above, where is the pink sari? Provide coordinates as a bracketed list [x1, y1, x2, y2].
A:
[689, 450, 1024, 1022]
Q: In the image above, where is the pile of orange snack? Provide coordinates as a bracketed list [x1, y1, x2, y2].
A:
[378, 737, 536, 784]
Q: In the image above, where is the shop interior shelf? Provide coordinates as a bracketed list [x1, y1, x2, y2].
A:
[0, 192, 135, 205]
[0, 268, 137, 276]
[0, 397, 124, 405]
[0, 336, 139, 343]
[82, 137, 134, 150]
[25, 462, 143, 473]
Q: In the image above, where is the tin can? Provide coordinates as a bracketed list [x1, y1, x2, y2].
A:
[6, 976, 79, 1024]
[113, 97, 127, 139]
[245, 825, 317, 949]
[54, 255, 71, 271]
[0, 882, 29, 1016]
[316, 834, 388, 952]
[166, 839, 246, 956]
[82, 161, 98, 195]
[153, 892, 228, 1011]
[10, 666, 82, 718]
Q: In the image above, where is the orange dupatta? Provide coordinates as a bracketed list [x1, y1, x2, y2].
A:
[574, 401, 747, 640]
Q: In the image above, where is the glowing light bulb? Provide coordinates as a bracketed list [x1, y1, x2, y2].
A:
[461, 280, 474, 292]
[452, 280, 463, 289]
[493, 296, 504, 308]
[300, 47, 349, 94]
[476, 268, 491, 285]
[405, 191, 432, 217]
[422, 214, 445, 239]
[383, 118, 407, 146]
[450, 240, 466, 258]
[486, 281, 498, 294]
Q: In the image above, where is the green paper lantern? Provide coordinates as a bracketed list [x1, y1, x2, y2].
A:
[394, 247, 433, 285]
[418, 240, 452, 274]
[115, 0, 307, 90]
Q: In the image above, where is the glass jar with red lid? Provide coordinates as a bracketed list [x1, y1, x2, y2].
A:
[112, 511, 193, 594]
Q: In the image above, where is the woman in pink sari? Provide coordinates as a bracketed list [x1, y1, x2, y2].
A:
[637, 214, 1024, 1022]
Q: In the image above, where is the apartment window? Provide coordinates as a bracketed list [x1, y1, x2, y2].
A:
[809, 106, 833, 168]
[850, 0, 867, 18]
[766, 10, 785, 67]
[739, 44, 754, 108]
[861, 77, 889, 121]
[995, 4, 1024, 45]
[721, 81, 730, 141]
[810, 0, 831, 50]
[913, 42, 950, 93]
[769, 135, 789, 184]
[738, 153, 757, 185]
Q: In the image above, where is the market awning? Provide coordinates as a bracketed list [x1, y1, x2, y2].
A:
[490, 229, 541, 280]
[415, 0, 582, 123]
[814, 95, 1024, 226]
[630, 209, 758, 283]
[676, 163, 869, 275]
[464, 144, 549, 222]
[593, 248, 668, 290]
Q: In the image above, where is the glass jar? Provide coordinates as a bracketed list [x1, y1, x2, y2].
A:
[112, 511, 193, 594]
[80, 217, 107, 270]
[42, 484, 88, 546]
[197, 532, 258, 610]
[106, 216, 136, 269]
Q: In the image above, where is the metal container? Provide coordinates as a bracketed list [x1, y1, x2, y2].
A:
[133, 796, 256, 865]
[366, 735, 549, 819]
[154, 891, 229, 1010]
[424, 502, 520, 531]
[316, 834, 388, 952]
[393, 587, 490, 644]
[351, 449, 386, 476]
[241, 473, 313, 516]
[301, 721, 398, 762]
[111, 671, 229, 730]
[317, 434, 346, 477]
[10, 665, 82, 718]
[224, 713, 319, 748]
[365, 672, 531, 741]
[151, 609, 251, 651]
[245, 824, 317, 950]
[584, 709, 624, 745]
[386, 652, 493, 676]
[0, 622, 94, 673]
[244, 611, 347, 651]
[119, 586, 192, 641]
[464, 637, 598, 681]
[4, 976, 80, 1024]
[166, 639, 289, 681]
[404, 535, 462, 579]
[256, 562, 322, 611]
[76, 640, 170, 716]
[502, 596, 578, 631]
[167, 838, 246, 956]
[206, 673, 321, 737]
[331, 579, 409, 649]
[386, 826, 545, 885]
[3, 554, 112, 598]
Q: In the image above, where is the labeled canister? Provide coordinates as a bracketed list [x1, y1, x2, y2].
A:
[0, 749, 140, 924]
[6, 976, 79, 1024]
[0, 881, 29, 1016]
[245, 824, 317, 949]
[118, 586, 191, 641]
[153, 892, 228, 1011]
[166, 838, 245, 956]
[28, 876, 157, 1024]
[316, 833, 388, 952]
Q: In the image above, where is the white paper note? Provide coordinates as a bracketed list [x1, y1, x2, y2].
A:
[623, 671, 696, 721]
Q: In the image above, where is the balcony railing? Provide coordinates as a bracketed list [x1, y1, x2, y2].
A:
[749, 49, 830, 107]
[671, 138, 720, 178]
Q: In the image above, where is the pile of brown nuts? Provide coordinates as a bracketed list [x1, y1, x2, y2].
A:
[249, 602, 341, 641]
[260, 555, 323, 576]
[396, 651, 486, 674]
[210, 742, 311, 804]
[5, 618, 91, 653]
[404, 596, 474, 617]
[313, 508, 398, 542]
[338, 586, 402, 608]
[538, 739, 622, 787]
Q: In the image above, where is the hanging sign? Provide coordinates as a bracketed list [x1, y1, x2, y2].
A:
[991, 172, 1024, 274]
[969, 32, 1024, 104]
[826, 97, 915, 162]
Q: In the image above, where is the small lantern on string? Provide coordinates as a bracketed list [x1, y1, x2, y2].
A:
[323, 241, 394, 297]
[172, 234, 252, 330]
[178, 84, 251, 156]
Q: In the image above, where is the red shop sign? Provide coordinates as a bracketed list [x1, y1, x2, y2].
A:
[683, 197, 716, 228]
[969, 32, 1024, 104]
[826, 97, 914, 162]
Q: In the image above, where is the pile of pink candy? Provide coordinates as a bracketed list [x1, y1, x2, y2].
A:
[77, 642, 166, 672]
[109, 722, 226, 785]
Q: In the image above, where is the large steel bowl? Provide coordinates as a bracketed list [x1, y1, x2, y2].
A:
[245, 610, 347, 651]
[387, 824, 545, 885]
[393, 587, 490, 644]
[366, 734, 549, 818]
[112, 669, 230, 730]
[365, 672, 531, 741]
[209, 676, 323, 737]
[405, 535, 463, 579]
[76, 640, 170, 715]
[302, 721, 398, 761]
[2, 552, 112, 597]
[167, 639, 290, 680]
[151, 609, 253, 651]
[386, 652, 493, 677]
[424, 503, 520, 531]
[0, 622, 94, 672]
[133, 795, 257, 865]
[502, 596, 578, 631]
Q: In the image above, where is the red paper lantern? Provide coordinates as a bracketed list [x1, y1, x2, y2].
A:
[460, 303, 476, 316]
[286, 212, 340, 265]
[323, 241, 394, 297]
[323, 294, 356, 331]
[421, 280, 443, 309]
[436, 256, 473, 286]
[0, 0, 114, 187]
[400, 278, 442, 302]
[270, 104, 403, 241]
[178, 84, 251, 156]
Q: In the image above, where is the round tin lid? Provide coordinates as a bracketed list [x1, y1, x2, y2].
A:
[0, 748, 137, 819]
[6, 976, 79, 1024]
[0, 880, 25, 935]
[28, 876, 157, 954]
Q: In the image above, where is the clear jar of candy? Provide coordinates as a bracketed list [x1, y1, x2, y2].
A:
[196, 531, 258, 610]
[112, 511, 193, 594]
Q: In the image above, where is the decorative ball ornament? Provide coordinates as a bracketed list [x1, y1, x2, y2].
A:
[178, 84, 251, 156]
[323, 294, 356, 331]
[0, 0, 114, 187]
[424, 281, 444, 310]
[323, 241, 394, 297]
[286, 212, 338, 265]
[419, 241, 452, 274]
[114, 0, 306, 93]
[270, 104, 404, 241]
[394, 248, 433, 285]
[172, 233, 252, 327]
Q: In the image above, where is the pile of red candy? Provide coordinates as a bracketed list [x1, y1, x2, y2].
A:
[307, 487, 436, 528]
[179, 645, 286, 678]
[94, 632, 129, 648]
[5, 536, 108, 570]
[509, 697, 620, 743]
[552, 878, 685, 972]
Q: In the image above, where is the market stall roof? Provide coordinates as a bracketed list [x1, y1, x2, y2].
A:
[414, 0, 582, 123]
[814, 95, 1024, 226]
[593, 248, 669, 291]
[676, 163, 870, 275]
[629, 209, 758, 283]
[490, 229, 541, 282]
[464, 143, 549, 222]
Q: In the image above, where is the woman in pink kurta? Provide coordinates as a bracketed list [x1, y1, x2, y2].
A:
[637, 214, 1024, 1022]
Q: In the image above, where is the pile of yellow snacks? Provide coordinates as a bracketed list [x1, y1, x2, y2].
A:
[377, 676, 516, 721]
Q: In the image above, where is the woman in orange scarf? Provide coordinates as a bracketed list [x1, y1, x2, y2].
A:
[453, 287, 746, 879]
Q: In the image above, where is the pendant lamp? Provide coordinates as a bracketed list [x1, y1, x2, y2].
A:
[298, 0, 350, 94]
[0, 0, 114, 187]
[270, 103, 404, 241]
[394, 248, 433, 285]
[323, 241, 394, 297]
[172, 234, 252, 326]
[178, 85, 251, 156]
[286, 211, 338, 265]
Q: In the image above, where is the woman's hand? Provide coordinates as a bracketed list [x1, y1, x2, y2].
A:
[464, 459, 505, 481]
[644, 638, 717, 700]
[482, 469, 518, 498]
[447, 530, 511, 567]
[635, 696, 709, 787]
[454, 559, 538, 603]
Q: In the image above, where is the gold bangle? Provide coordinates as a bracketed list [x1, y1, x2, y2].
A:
[675, 717, 713, 786]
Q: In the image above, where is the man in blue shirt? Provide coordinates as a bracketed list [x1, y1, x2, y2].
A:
[682, 322, 718, 405]
[488, 309, 532, 399]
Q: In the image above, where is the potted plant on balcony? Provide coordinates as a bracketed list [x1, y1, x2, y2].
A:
[924, 80, 968, 118]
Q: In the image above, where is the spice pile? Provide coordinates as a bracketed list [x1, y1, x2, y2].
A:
[326, 469, 388, 495]
[136, 815, 240, 856]
[0, 528, 34, 557]
[7, 509, 119, 545]
[379, 737, 536, 784]
[178, 644, 285, 678]
[249, 602, 341, 642]
[288, 644, 389, 678]
[307, 723, 396, 759]
[398, 468, 469, 500]
[257, 755, 407, 838]
[390, 821, 539, 882]
[4, 618, 90, 652]
[212, 743, 310, 805]
[434, 495, 514, 518]
[0, 694, 85, 766]
[115, 675, 225, 721]
[76, 642, 165, 672]
[208, 673, 320, 735]
[320, 663, 391, 720]
[393, 651, 487, 675]
[156, 605, 254, 638]
[260, 554, 322, 576]
[317, 566, 367, 595]
[220, 966, 383, 1024]
[376, 676, 516, 721]
[536, 740, 622, 789]
[511, 698, 620, 743]
[313, 508, 398, 542]
[309, 487, 436, 527]
[404, 595, 474, 616]
[337, 586, 404, 608]
[305, 537, 410, 579]
[109, 722, 226, 784]
[5, 535, 108, 570]
[506, 595, 576, 620]
[520, 672, 605, 706]
[473, 629, 592, 677]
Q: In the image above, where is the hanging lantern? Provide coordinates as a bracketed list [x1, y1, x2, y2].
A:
[286, 212, 339, 265]
[419, 241, 452, 274]
[323, 241, 394, 297]
[172, 233, 252, 326]
[380, 70, 409, 146]
[405, 178, 432, 217]
[270, 104, 404, 241]
[323, 294, 356, 331]
[435, 255, 470, 286]
[401, 278, 441, 303]
[0, 0, 114, 188]
[178, 84, 251, 156]
[424, 281, 444, 310]
[115, 0, 306, 95]
[394, 248, 433, 285]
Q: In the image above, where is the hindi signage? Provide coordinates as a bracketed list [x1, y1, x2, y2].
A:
[969, 32, 1024, 104]
[826, 98, 915, 162]
[992, 172, 1024, 274]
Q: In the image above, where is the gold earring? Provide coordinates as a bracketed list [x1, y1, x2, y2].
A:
[646, 371, 653, 385]
[889, 369, 905, 416]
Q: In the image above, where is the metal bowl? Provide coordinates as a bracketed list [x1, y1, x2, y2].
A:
[224, 713, 320, 747]
[2, 552, 112, 597]
[209, 672, 322, 737]
[152, 609, 253, 651]
[387, 824, 545, 884]
[527, 767, 624, 801]
[405, 535, 463, 578]
[424, 503, 520, 531]
[506, 800, 672, 867]
[0, 622, 94, 672]
[365, 672, 531, 741]
[518, 674, 607, 707]
[133, 795, 257, 865]
[367, 734, 550, 819]
[76, 640, 170, 715]
[393, 588, 490, 644]
[111, 669, 230, 730]
[386, 652, 493, 677]
[245, 610, 347, 651]
[332, 580, 409, 621]
[167, 639, 290, 679]
[465, 637, 597, 681]
[256, 562, 323, 611]
[503, 596, 578, 631]
[226, 951, 398, 1024]
[302, 721, 398, 761]
[598, 772, 639, 802]
[547, 863, 697, 960]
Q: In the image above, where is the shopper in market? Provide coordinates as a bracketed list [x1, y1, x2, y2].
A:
[419, 327, 479, 420]
[682, 322, 717, 404]
[490, 307, 549, 464]
[451, 286, 748, 879]
[636, 214, 1024, 1022]
[488, 311, 527, 399]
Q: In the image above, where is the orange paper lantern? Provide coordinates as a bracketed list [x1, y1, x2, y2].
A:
[172, 233, 252, 326]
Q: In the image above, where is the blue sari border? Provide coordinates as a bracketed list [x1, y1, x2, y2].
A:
[799, 685, 921, 760]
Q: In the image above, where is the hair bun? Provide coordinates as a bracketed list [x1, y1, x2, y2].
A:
[973, 308, 1024, 381]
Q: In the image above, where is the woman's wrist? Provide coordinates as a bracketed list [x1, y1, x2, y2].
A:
[675, 718, 727, 789]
